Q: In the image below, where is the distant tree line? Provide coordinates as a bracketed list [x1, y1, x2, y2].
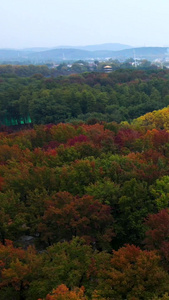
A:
[0, 58, 160, 77]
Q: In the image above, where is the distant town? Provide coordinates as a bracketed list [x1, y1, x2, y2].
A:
[1, 44, 169, 78]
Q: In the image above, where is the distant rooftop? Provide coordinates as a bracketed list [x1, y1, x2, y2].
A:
[104, 65, 112, 69]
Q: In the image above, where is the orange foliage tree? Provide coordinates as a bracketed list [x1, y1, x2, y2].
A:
[94, 244, 169, 299]
[38, 284, 88, 300]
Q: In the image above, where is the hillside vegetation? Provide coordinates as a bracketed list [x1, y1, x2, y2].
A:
[1, 104, 169, 298]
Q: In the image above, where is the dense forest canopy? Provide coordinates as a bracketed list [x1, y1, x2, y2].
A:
[1, 109, 169, 298]
[1, 68, 169, 299]
[1, 68, 169, 127]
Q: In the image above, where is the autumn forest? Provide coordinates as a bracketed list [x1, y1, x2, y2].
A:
[1, 68, 169, 299]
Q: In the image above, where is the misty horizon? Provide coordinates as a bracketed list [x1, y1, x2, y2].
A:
[1, 0, 169, 49]
[1, 44, 169, 51]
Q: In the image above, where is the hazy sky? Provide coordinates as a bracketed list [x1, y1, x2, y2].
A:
[1, 0, 169, 48]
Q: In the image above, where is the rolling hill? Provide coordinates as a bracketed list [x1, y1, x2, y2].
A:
[0, 45, 168, 63]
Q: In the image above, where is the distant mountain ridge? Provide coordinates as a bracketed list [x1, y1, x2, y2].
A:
[0, 45, 168, 63]
[54, 43, 132, 51]
[26, 47, 168, 62]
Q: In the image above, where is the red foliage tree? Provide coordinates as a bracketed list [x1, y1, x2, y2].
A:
[38, 192, 114, 249]
[144, 209, 169, 264]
